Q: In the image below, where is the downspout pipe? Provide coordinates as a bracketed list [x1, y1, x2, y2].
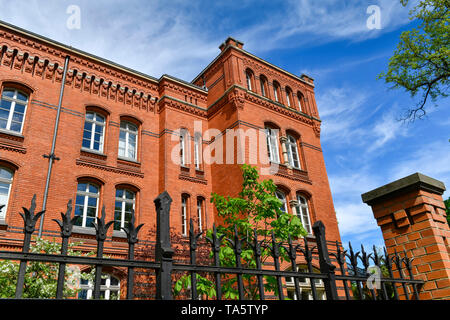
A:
[38, 55, 70, 238]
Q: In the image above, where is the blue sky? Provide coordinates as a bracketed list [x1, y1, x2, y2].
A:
[0, 0, 448, 250]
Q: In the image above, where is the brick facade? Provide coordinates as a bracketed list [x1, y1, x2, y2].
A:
[0, 22, 340, 296]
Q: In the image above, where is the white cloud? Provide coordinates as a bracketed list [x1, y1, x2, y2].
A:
[241, 0, 419, 52]
[0, 0, 220, 80]
[335, 202, 379, 236]
[390, 140, 450, 197]
[367, 107, 409, 152]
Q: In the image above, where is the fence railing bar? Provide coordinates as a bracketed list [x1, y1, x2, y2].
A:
[2, 192, 425, 301]
[53, 199, 75, 299]
[15, 195, 45, 299]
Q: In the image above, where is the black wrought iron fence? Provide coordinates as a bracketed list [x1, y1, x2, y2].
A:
[0, 191, 424, 300]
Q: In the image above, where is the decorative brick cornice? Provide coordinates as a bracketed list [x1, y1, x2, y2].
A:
[178, 173, 208, 185]
[0, 26, 158, 112]
[242, 56, 312, 93]
[0, 142, 26, 154]
[157, 96, 207, 118]
[244, 90, 314, 126]
[76, 159, 144, 178]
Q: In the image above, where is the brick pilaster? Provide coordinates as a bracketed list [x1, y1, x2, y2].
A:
[362, 173, 450, 300]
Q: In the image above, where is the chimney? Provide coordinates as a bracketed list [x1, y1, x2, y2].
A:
[219, 37, 244, 52]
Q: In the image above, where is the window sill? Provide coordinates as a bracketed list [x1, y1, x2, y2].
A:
[0, 128, 25, 150]
[81, 147, 106, 157]
[72, 226, 97, 236]
[80, 147, 107, 163]
[0, 218, 7, 230]
[0, 128, 24, 139]
[117, 156, 140, 164]
[195, 169, 205, 178]
[180, 165, 190, 175]
[112, 230, 127, 239]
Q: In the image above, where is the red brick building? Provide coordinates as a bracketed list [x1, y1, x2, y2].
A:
[0, 21, 340, 299]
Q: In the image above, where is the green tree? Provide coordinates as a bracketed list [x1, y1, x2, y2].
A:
[174, 164, 307, 299]
[378, 0, 449, 121]
[444, 197, 450, 227]
[0, 237, 93, 298]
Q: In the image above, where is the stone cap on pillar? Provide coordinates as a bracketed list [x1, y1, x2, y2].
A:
[361, 172, 446, 206]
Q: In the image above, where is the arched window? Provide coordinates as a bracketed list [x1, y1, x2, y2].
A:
[297, 92, 305, 113]
[118, 121, 138, 160]
[275, 190, 288, 213]
[273, 81, 281, 102]
[82, 111, 106, 152]
[114, 188, 136, 231]
[74, 182, 100, 228]
[285, 87, 293, 108]
[0, 167, 13, 220]
[0, 88, 28, 133]
[194, 133, 202, 170]
[265, 125, 280, 163]
[181, 194, 189, 236]
[197, 196, 205, 233]
[296, 194, 312, 234]
[286, 134, 301, 169]
[245, 69, 254, 91]
[179, 129, 190, 167]
[285, 265, 325, 300]
[78, 273, 120, 300]
[259, 75, 268, 97]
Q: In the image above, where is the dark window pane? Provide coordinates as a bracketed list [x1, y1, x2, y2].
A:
[16, 92, 28, 101]
[2, 90, 14, 98]
[9, 121, 21, 132]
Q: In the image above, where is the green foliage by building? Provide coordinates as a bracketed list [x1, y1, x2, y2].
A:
[445, 197, 450, 226]
[0, 237, 93, 298]
[174, 164, 307, 299]
[378, 0, 449, 121]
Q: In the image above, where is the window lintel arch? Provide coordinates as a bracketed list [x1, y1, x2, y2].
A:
[295, 189, 312, 199]
[1, 81, 35, 95]
[285, 129, 301, 140]
[119, 114, 142, 127]
[263, 121, 280, 130]
[0, 158, 20, 172]
[85, 104, 110, 116]
[115, 183, 140, 194]
[275, 184, 291, 197]
[75, 175, 105, 187]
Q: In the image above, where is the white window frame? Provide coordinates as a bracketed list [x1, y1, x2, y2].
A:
[181, 196, 188, 236]
[0, 167, 13, 220]
[78, 273, 120, 300]
[273, 83, 279, 102]
[118, 121, 138, 160]
[180, 133, 186, 166]
[265, 127, 280, 163]
[0, 88, 28, 133]
[296, 194, 312, 234]
[260, 78, 266, 97]
[285, 266, 325, 300]
[194, 134, 201, 170]
[246, 71, 252, 91]
[275, 190, 288, 213]
[286, 89, 292, 107]
[297, 93, 303, 112]
[197, 198, 203, 232]
[75, 182, 99, 228]
[114, 189, 136, 231]
[286, 134, 301, 169]
[83, 111, 105, 152]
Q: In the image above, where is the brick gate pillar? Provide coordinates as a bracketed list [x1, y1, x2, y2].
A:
[362, 173, 450, 300]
